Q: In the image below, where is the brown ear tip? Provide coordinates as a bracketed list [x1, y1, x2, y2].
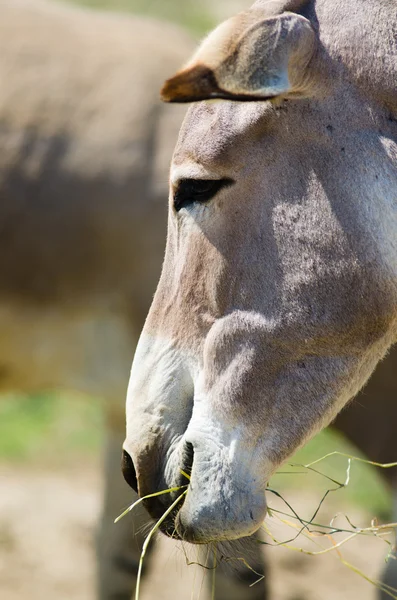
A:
[160, 73, 190, 103]
[160, 78, 176, 103]
[160, 69, 203, 103]
[160, 65, 219, 103]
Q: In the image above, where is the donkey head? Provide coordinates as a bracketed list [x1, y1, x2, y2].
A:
[123, 0, 397, 543]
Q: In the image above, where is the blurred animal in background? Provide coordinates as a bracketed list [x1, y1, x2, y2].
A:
[1, 1, 396, 600]
[0, 1, 191, 598]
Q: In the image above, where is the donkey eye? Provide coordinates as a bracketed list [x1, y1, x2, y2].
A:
[173, 178, 234, 212]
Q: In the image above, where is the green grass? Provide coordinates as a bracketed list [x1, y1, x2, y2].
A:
[53, 0, 215, 35]
[0, 393, 103, 465]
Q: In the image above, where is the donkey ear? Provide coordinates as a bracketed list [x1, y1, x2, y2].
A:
[161, 10, 317, 103]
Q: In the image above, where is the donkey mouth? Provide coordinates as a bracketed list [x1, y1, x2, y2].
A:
[157, 510, 185, 540]
[154, 503, 214, 544]
[124, 440, 268, 544]
[142, 442, 195, 540]
[142, 489, 200, 542]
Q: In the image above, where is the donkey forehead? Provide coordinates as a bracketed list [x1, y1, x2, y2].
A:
[172, 100, 273, 176]
[169, 0, 397, 181]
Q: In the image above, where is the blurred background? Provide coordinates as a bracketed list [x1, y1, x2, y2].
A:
[0, 1, 395, 599]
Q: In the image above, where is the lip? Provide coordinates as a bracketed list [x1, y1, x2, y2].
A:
[157, 511, 184, 539]
[141, 481, 189, 540]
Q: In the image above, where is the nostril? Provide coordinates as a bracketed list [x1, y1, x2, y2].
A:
[180, 441, 194, 484]
[121, 449, 138, 493]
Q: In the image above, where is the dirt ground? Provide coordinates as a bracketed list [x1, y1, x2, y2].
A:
[0, 462, 393, 600]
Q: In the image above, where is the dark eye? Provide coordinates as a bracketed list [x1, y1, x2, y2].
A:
[173, 178, 234, 212]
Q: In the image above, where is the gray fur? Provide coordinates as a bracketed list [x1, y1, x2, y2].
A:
[125, 0, 397, 551]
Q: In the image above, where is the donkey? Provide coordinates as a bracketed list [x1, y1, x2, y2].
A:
[0, 1, 192, 598]
[123, 0, 397, 595]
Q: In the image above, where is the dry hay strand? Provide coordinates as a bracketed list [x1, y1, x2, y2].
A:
[114, 453, 397, 600]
